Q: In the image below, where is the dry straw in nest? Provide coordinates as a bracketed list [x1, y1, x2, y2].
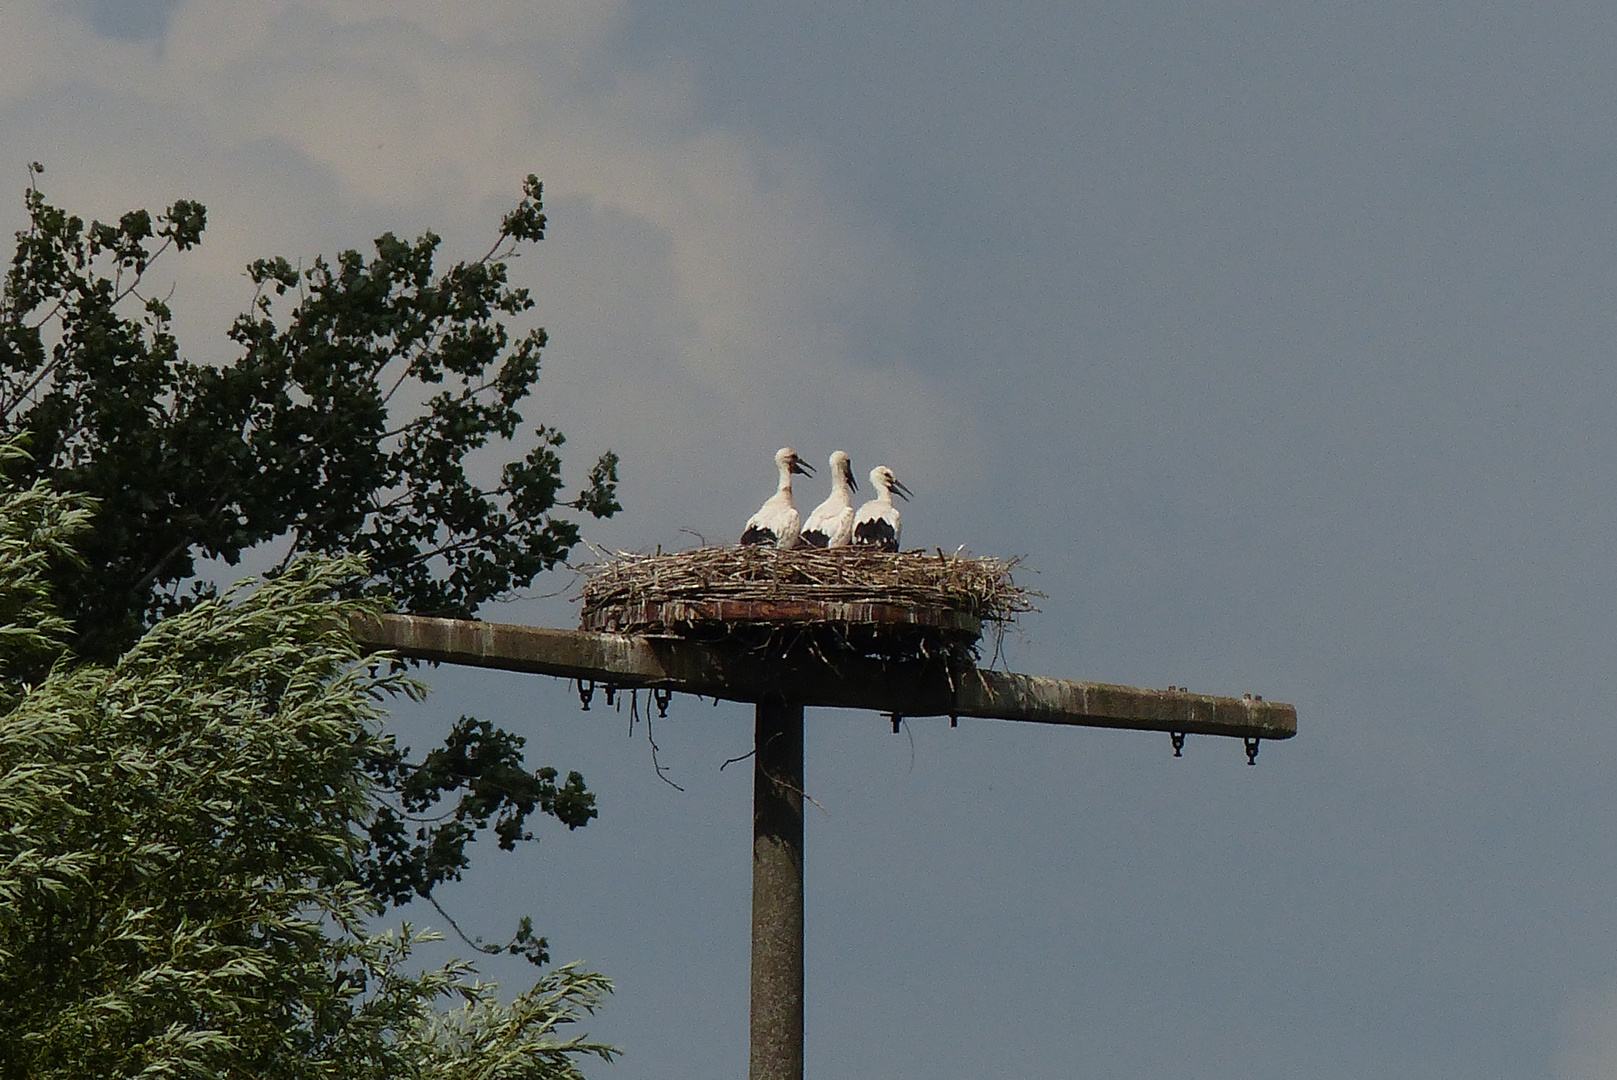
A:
[577, 545, 1039, 631]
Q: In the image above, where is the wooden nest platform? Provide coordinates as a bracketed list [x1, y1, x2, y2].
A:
[578, 546, 1037, 660]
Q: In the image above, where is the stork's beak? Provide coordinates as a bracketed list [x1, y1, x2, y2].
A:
[892, 478, 913, 501]
[791, 457, 815, 476]
[849, 471, 859, 494]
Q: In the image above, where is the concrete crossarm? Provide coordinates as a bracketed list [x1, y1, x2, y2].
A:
[353, 614, 1297, 741]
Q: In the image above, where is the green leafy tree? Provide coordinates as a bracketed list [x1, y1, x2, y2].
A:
[0, 162, 619, 652]
[0, 452, 615, 1079]
[0, 165, 614, 911]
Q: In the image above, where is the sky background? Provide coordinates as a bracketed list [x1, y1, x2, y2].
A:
[5, 1, 1617, 1076]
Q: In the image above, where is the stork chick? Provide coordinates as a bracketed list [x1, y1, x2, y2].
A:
[800, 450, 859, 548]
[851, 465, 912, 552]
[740, 447, 815, 548]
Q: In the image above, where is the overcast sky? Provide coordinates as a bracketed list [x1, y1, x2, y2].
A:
[7, 1, 1617, 1076]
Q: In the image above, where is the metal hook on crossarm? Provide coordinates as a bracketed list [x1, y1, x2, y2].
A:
[1244, 737, 1260, 765]
[1170, 731, 1186, 757]
[578, 679, 595, 711]
[654, 687, 673, 718]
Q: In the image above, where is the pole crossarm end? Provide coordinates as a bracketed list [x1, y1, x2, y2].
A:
[961, 670, 1296, 740]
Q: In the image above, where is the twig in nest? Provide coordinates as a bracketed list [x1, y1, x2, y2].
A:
[578, 546, 1041, 627]
[577, 547, 1041, 673]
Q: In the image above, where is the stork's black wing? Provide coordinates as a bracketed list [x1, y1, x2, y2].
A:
[739, 525, 778, 546]
[853, 518, 898, 552]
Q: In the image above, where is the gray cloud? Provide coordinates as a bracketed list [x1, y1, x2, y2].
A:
[58, 0, 179, 41]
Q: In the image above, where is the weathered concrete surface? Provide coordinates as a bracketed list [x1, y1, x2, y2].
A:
[750, 701, 805, 1080]
[352, 614, 1297, 740]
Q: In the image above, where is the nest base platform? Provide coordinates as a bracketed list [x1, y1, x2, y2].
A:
[579, 597, 982, 645]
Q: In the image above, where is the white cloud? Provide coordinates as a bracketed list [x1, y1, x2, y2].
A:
[0, 0, 984, 557]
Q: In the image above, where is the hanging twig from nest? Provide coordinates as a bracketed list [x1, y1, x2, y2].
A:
[645, 704, 684, 791]
[719, 748, 756, 771]
[763, 767, 830, 817]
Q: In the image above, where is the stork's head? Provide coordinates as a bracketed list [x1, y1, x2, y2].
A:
[870, 465, 912, 501]
[777, 447, 814, 476]
[830, 449, 857, 492]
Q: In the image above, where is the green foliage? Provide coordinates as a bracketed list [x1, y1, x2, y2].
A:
[365, 717, 598, 907]
[0, 163, 620, 660]
[0, 437, 93, 707]
[0, 460, 616, 1077]
[0, 165, 615, 912]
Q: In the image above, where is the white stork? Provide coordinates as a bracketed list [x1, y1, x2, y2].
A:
[852, 465, 912, 552]
[740, 446, 816, 548]
[800, 450, 859, 548]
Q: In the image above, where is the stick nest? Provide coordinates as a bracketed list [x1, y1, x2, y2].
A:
[577, 546, 1038, 652]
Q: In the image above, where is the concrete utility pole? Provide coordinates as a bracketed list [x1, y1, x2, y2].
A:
[355, 614, 1295, 1080]
[750, 700, 805, 1080]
